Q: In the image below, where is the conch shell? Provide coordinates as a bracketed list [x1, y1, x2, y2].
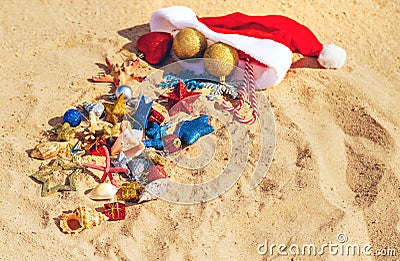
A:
[59, 205, 108, 234]
[30, 142, 60, 160]
[88, 183, 119, 200]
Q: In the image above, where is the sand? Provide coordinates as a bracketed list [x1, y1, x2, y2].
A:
[1, 0, 399, 260]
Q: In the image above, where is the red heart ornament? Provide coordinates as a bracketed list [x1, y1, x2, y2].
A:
[136, 32, 173, 65]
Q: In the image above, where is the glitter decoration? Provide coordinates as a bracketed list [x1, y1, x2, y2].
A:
[178, 115, 214, 146]
[31, 158, 84, 197]
[160, 81, 201, 116]
[172, 28, 207, 59]
[63, 109, 82, 127]
[104, 94, 127, 125]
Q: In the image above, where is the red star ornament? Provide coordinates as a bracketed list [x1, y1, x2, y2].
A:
[160, 81, 201, 116]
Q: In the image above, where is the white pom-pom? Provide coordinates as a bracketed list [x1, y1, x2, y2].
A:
[317, 44, 347, 69]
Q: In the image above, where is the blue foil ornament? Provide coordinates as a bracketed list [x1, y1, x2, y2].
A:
[143, 139, 164, 150]
[178, 115, 214, 146]
[145, 122, 171, 139]
[132, 95, 153, 130]
[63, 109, 82, 127]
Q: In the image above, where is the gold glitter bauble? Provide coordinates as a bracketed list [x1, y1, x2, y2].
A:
[203, 42, 239, 77]
[172, 28, 207, 59]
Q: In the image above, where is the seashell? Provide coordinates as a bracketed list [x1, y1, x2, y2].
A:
[121, 129, 143, 150]
[88, 183, 119, 200]
[83, 102, 105, 118]
[137, 191, 157, 204]
[124, 142, 145, 159]
[138, 180, 168, 203]
[60, 205, 108, 234]
[30, 142, 60, 160]
[111, 134, 123, 156]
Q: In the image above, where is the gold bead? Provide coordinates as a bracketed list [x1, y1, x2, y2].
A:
[203, 42, 239, 77]
[172, 28, 207, 59]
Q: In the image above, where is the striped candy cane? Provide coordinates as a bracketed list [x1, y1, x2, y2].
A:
[222, 57, 259, 124]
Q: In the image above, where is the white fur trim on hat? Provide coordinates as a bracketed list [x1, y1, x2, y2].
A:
[318, 44, 347, 69]
[150, 6, 293, 90]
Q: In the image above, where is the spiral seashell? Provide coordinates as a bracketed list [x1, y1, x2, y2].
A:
[88, 183, 119, 200]
[30, 142, 60, 160]
[137, 191, 157, 204]
[83, 102, 105, 118]
[59, 206, 108, 234]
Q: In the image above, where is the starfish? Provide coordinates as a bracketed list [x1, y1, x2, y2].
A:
[82, 145, 129, 186]
[160, 81, 201, 116]
[178, 115, 215, 146]
[66, 141, 85, 162]
[91, 57, 146, 87]
[31, 158, 84, 197]
[132, 95, 153, 130]
[104, 94, 127, 125]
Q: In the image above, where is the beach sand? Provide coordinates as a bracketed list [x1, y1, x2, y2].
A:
[1, 0, 399, 260]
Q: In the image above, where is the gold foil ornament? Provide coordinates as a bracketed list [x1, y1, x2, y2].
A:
[51, 122, 76, 142]
[119, 182, 145, 201]
[172, 28, 207, 59]
[147, 150, 166, 166]
[104, 94, 127, 125]
[203, 42, 239, 78]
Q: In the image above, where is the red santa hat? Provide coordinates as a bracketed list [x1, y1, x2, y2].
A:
[150, 6, 346, 90]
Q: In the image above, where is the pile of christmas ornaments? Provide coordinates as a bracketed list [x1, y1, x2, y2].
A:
[28, 27, 245, 234]
[137, 28, 239, 79]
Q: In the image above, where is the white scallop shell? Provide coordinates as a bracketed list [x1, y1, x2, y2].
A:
[88, 183, 119, 200]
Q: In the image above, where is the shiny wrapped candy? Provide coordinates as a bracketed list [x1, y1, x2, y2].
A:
[148, 165, 167, 182]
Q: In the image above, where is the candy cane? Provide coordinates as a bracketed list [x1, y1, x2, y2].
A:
[222, 57, 258, 124]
